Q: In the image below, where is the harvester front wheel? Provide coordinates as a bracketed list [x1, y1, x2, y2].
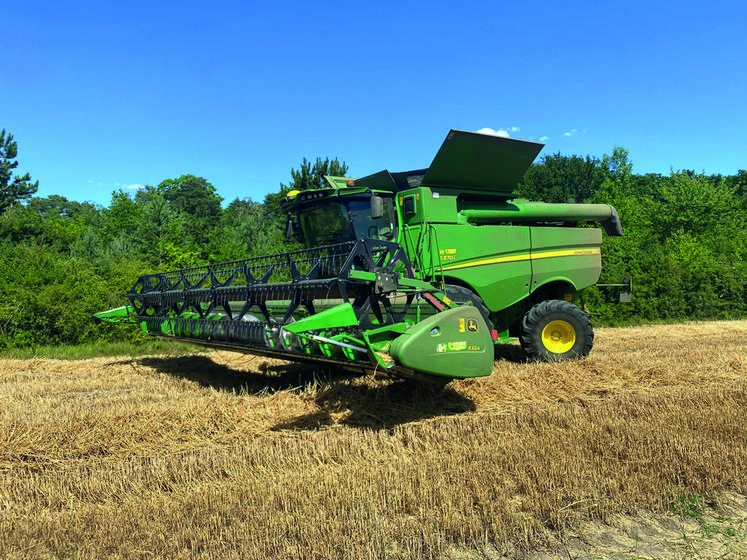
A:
[444, 285, 495, 334]
[519, 300, 593, 361]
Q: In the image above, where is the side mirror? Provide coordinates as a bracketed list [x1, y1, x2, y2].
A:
[284, 216, 293, 239]
[370, 195, 383, 219]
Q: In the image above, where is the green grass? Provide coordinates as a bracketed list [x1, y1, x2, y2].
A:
[671, 493, 708, 520]
[0, 339, 202, 360]
[670, 493, 745, 542]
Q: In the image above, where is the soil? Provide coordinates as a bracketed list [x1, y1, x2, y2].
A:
[446, 492, 747, 559]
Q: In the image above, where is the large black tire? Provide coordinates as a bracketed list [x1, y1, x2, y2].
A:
[519, 300, 594, 361]
[444, 285, 495, 334]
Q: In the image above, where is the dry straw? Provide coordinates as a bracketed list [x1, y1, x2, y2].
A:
[1, 320, 745, 559]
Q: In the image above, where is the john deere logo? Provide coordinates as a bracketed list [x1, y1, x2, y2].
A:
[466, 318, 479, 333]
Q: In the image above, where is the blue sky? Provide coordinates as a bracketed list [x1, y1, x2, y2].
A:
[3, 0, 746, 208]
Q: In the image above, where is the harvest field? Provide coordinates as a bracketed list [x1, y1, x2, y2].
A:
[1, 321, 746, 559]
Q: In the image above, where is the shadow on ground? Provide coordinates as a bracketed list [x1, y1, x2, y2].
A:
[272, 377, 476, 430]
[494, 343, 529, 363]
[134, 354, 350, 393]
[131, 354, 475, 429]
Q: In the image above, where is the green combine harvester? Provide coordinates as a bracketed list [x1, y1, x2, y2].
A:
[96, 129, 624, 384]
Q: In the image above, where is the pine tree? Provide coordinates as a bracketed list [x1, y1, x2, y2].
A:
[0, 129, 38, 214]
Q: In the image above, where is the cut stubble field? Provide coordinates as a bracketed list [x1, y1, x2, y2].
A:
[0, 321, 746, 559]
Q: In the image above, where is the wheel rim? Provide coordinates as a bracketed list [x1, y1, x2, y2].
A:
[541, 320, 576, 354]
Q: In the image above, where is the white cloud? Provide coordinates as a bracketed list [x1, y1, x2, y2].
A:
[563, 129, 578, 137]
[539, 136, 549, 142]
[122, 184, 145, 191]
[476, 127, 514, 138]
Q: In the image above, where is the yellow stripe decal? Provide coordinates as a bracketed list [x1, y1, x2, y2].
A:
[440, 248, 600, 272]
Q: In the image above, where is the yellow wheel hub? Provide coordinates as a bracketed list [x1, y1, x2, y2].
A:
[541, 320, 576, 354]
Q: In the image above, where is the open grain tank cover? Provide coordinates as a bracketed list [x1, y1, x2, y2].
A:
[420, 129, 544, 194]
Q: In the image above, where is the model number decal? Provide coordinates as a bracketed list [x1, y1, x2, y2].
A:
[439, 248, 457, 262]
[436, 342, 483, 353]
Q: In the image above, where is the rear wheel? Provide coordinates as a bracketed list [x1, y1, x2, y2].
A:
[519, 300, 593, 361]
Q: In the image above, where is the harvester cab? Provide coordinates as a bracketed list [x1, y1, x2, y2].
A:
[96, 129, 623, 384]
[282, 184, 398, 247]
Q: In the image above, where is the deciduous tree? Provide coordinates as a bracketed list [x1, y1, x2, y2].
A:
[157, 175, 223, 255]
[517, 153, 603, 203]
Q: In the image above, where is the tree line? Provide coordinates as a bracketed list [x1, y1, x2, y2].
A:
[0, 128, 745, 349]
[517, 149, 747, 323]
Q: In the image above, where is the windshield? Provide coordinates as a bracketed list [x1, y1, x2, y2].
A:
[298, 202, 354, 247]
[298, 197, 397, 247]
